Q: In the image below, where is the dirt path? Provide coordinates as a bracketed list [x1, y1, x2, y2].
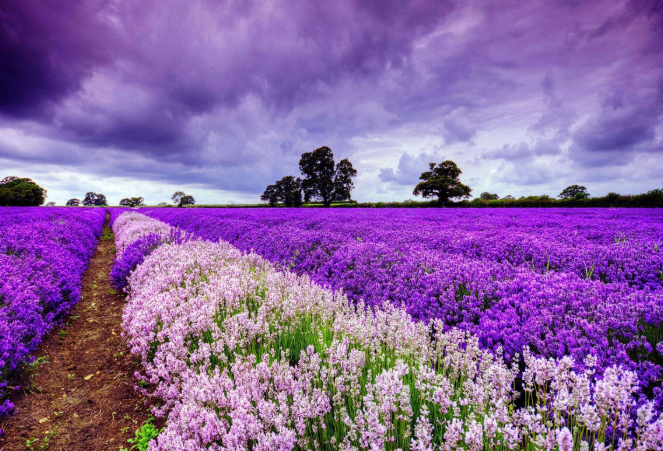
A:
[0, 215, 154, 451]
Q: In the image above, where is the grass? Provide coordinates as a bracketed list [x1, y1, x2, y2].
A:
[122, 418, 160, 451]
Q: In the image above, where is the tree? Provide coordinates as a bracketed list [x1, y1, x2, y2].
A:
[0, 177, 48, 206]
[300, 147, 336, 206]
[503, 195, 514, 200]
[278, 176, 303, 207]
[120, 197, 145, 207]
[66, 198, 81, 206]
[1, 176, 19, 185]
[180, 195, 196, 206]
[172, 191, 194, 207]
[479, 192, 499, 200]
[46, 201, 56, 206]
[95, 194, 108, 206]
[261, 176, 303, 207]
[333, 159, 357, 202]
[412, 161, 472, 205]
[157, 202, 168, 207]
[172, 191, 185, 205]
[559, 185, 589, 199]
[82, 192, 95, 206]
[606, 192, 620, 203]
[299, 146, 358, 207]
[261, 184, 279, 206]
[82, 192, 108, 206]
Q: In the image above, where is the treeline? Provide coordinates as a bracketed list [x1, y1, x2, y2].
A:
[284, 190, 663, 208]
[459, 190, 663, 208]
[2, 156, 662, 208]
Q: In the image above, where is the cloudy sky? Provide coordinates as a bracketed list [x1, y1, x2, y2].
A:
[1, 0, 662, 205]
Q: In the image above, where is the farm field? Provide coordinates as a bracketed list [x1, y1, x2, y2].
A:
[110, 208, 663, 450]
[144, 209, 663, 389]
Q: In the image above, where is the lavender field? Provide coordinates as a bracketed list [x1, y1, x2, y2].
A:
[0, 208, 104, 417]
[4, 0, 663, 447]
[144, 209, 663, 387]
[104, 208, 663, 450]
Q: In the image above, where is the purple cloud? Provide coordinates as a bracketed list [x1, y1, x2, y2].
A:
[379, 152, 439, 186]
[569, 81, 663, 166]
[482, 140, 562, 161]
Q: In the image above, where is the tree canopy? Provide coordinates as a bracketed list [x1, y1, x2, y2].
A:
[181, 195, 196, 206]
[480, 192, 499, 200]
[82, 192, 108, 206]
[559, 185, 589, 199]
[66, 198, 81, 206]
[172, 191, 195, 207]
[412, 161, 472, 205]
[333, 158, 358, 203]
[299, 146, 357, 207]
[261, 176, 303, 207]
[120, 197, 146, 207]
[172, 191, 185, 205]
[0, 176, 48, 206]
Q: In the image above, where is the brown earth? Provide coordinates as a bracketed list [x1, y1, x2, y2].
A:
[0, 215, 156, 451]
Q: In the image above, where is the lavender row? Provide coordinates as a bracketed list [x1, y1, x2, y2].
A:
[143, 208, 663, 409]
[109, 212, 188, 291]
[143, 209, 663, 290]
[115, 211, 663, 450]
[0, 207, 105, 416]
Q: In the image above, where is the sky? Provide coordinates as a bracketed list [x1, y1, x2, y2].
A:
[1, 0, 662, 205]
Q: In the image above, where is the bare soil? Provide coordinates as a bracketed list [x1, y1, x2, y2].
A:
[0, 215, 155, 451]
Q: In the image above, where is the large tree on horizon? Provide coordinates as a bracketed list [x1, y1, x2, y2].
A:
[333, 158, 358, 202]
[412, 161, 472, 205]
[299, 146, 357, 207]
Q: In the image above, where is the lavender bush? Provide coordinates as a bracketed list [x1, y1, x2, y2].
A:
[110, 233, 163, 291]
[0, 207, 104, 416]
[116, 212, 663, 450]
[110, 212, 188, 291]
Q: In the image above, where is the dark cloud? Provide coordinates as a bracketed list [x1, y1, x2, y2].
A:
[569, 80, 663, 166]
[529, 72, 576, 138]
[488, 160, 558, 187]
[443, 108, 477, 144]
[0, 0, 121, 117]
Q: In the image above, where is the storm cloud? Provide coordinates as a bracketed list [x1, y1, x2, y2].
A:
[0, 0, 661, 203]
